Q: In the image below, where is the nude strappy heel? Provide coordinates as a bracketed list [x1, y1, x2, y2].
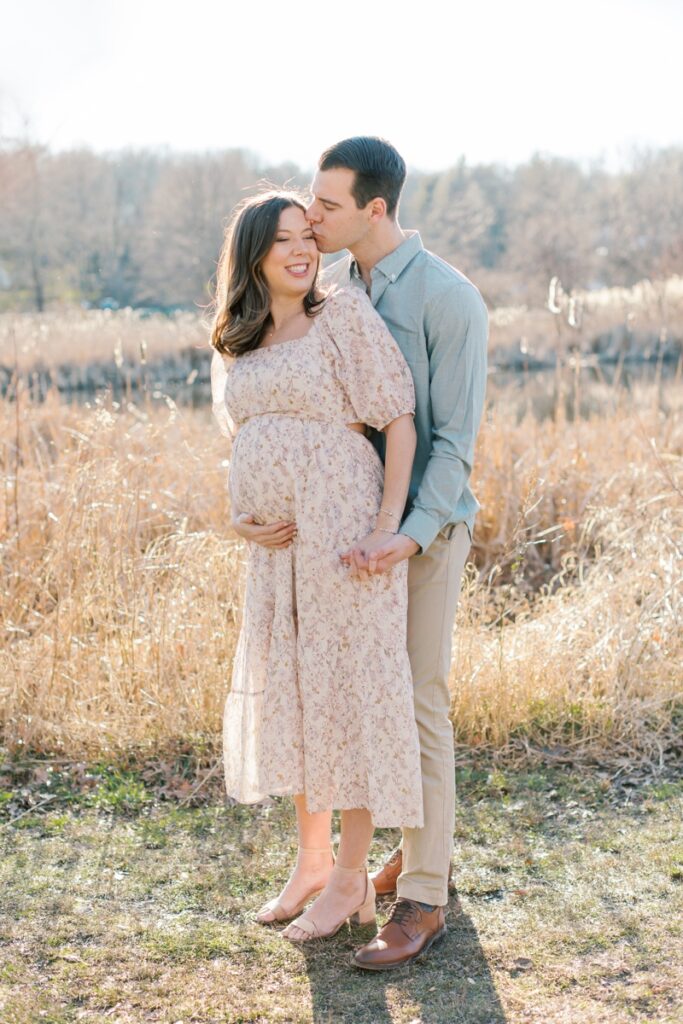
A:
[283, 862, 376, 942]
[255, 846, 335, 925]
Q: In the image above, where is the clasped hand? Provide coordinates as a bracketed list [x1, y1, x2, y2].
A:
[339, 529, 419, 579]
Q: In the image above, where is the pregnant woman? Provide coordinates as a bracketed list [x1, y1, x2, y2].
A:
[210, 190, 423, 943]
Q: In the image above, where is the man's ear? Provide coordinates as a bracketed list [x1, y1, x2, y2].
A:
[368, 197, 387, 222]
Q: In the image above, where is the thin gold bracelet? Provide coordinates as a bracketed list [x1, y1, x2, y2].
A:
[377, 527, 397, 535]
[379, 507, 400, 521]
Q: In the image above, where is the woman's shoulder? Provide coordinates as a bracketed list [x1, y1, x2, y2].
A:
[320, 283, 372, 317]
[317, 285, 376, 338]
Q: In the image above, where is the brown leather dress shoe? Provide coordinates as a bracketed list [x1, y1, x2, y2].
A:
[352, 898, 447, 970]
[370, 847, 403, 896]
[370, 848, 454, 897]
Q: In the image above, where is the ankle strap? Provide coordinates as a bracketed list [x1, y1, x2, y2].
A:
[332, 861, 367, 874]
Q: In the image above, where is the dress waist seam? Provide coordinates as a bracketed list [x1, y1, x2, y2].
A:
[236, 414, 356, 429]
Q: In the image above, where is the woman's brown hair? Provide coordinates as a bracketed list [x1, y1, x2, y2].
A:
[210, 189, 324, 357]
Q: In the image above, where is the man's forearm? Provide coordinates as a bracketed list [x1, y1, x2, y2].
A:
[398, 283, 488, 554]
[399, 450, 472, 553]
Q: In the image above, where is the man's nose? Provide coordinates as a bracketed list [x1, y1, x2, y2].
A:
[306, 201, 321, 223]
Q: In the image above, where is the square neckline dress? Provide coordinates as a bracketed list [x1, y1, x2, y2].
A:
[215, 286, 424, 829]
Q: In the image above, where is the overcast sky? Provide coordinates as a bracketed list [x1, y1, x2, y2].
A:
[1, 0, 681, 173]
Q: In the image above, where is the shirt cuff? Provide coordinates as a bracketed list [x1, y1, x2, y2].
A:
[399, 508, 442, 556]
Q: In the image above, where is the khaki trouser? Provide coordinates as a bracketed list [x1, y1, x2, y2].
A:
[397, 522, 471, 907]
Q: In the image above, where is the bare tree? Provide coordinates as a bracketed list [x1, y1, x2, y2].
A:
[603, 147, 683, 285]
[1, 141, 682, 313]
[502, 156, 599, 303]
[133, 150, 259, 308]
[0, 143, 52, 310]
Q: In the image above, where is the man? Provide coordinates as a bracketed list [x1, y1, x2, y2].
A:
[231, 136, 488, 969]
[308, 137, 488, 970]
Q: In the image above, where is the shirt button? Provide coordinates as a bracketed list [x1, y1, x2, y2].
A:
[390, 274, 396, 282]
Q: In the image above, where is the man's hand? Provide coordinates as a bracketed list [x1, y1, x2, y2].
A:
[232, 512, 297, 549]
[340, 530, 419, 579]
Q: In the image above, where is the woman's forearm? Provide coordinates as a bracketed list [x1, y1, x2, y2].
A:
[375, 414, 416, 534]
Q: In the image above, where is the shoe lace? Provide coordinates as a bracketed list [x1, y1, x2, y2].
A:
[387, 899, 419, 927]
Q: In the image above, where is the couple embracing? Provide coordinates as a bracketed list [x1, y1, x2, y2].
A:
[210, 136, 488, 970]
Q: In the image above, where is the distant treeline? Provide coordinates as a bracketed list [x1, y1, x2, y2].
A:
[1, 143, 682, 312]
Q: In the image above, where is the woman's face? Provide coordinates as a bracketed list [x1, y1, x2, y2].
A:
[260, 205, 319, 299]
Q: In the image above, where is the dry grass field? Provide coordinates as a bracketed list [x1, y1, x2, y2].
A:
[0, 349, 681, 765]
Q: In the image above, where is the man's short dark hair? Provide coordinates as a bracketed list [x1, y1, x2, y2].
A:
[318, 136, 406, 218]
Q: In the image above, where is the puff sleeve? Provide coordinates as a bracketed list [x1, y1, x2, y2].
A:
[321, 287, 415, 430]
[210, 347, 236, 439]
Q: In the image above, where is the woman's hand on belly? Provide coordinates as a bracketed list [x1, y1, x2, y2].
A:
[232, 511, 297, 549]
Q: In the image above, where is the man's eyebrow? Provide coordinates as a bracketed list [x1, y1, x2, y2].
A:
[314, 196, 342, 207]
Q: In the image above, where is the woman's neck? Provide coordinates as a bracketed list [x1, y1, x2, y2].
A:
[269, 294, 306, 331]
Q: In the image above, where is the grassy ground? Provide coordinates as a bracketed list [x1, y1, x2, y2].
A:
[1, 760, 681, 1024]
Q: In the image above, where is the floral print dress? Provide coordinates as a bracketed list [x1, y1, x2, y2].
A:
[213, 286, 424, 828]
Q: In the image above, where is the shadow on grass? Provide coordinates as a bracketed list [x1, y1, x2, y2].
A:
[299, 895, 506, 1024]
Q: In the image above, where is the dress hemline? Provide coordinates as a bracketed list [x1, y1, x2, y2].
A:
[224, 781, 424, 830]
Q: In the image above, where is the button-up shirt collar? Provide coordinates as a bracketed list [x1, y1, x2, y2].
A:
[349, 230, 424, 303]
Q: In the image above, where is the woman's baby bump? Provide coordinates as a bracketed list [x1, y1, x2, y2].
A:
[228, 415, 384, 530]
[228, 416, 299, 524]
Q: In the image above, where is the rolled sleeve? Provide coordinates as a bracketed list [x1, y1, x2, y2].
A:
[398, 283, 488, 554]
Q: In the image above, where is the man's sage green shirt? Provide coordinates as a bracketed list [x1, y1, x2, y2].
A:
[323, 230, 488, 555]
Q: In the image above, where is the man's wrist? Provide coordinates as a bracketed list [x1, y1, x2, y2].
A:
[396, 533, 420, 557]
[399, 509, 443, 555]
